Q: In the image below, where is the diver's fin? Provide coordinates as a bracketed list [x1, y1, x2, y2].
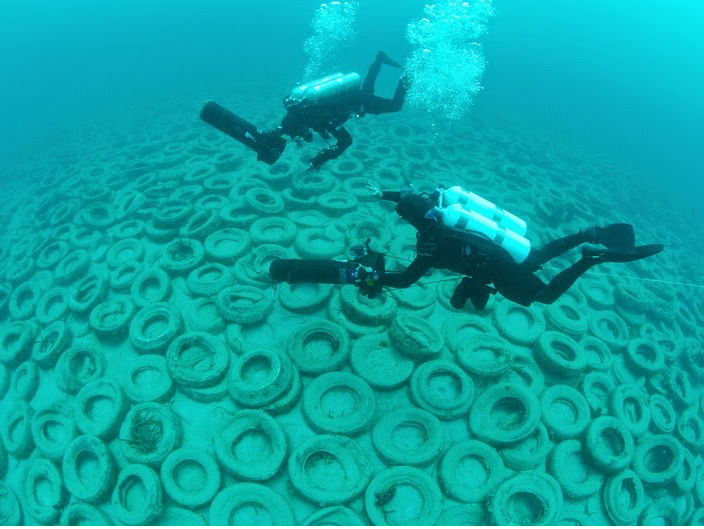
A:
[582, 244, 664, 263]
[594, 223, 636, 250]
[377, 51, 401, 68]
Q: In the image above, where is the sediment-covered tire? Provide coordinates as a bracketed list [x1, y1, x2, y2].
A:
[244, 187, 285, 214]
[439, 440, 505, 502]
[110, 464, 163, 525]
[166, 332, 229, 388]
[302, 371, 375, 435]
[302, 506, 365, 526]
[119, 402, 182, 466]
[410, 359, 474, 420]
[262, 364, 302, 415]
[372, 407, 444, 467]
[11, 361, 39, 401]
[455, 334, 514, 378]
[227, 349, 293, 408]
[388, 314, 443, 361]
[545, 295, 589, 336]
[54, 249, 91, 284]
[186, 262, 232, 297]
[287, 319, 350, 375]
[106, 238, 145, 268]
[204, 227, 250, 263]
[603, 469, 645, 525]
[469, 383, 541, 445]
[625, 337, 665, 374]
[214, 409, 286, 481]
[56, 343, 106, 394]
[548, 439, 603, 498]
[184, 296, 226, 334]
[157, 506, 206, 525]
[36, 239, 70, 269]
[540, 384, 591, 440]
[209, 483, 295, 525]
[21, 458, 66, 524]
[639, 498, 682, 525]
[676, 408, 704, 451]
[2, 402, 34, 458]
[8, 281, 40, 320]
[122, 354, 175, 403]
[152, 199, 192, 228]
[159, 238, 204, 275]
[0, 437, 6, 477]
[0, 481, 21, 525]
[581, 371, 616, 416]
[586, 415, 634, 474]
[499, 350, 546, 395]
[179, 207, 223, 240]
[62, 434, 116, 503]
[30, 406, 76, 460]
[610, 384, 651, 438]
[493, 302, 546, 345]
[488, 470, 563, 526]
[632, 434, 683, 484]
[129, 302, 182, 354]
[535, 331, 586, 377]
[499, 422, 552, 471]
[250, 216, 297, 245]
[130, 267, 172, 307]
[0, 364, 7, 401]
[350, 332, 414, 390]
[0, 320, 37, 367]
[160, 447, 221, 508]
[667, 367, 696, 409]
[675, 445, 697, 492]
[109, 261, 142, 291]
[67, 272, 107, 314]
[364, 466, 442, 526]
[289, 434, 372, 506]
[580, 335, 613, 371]
[216, 285, 274, 324]
[35, 287, 69, 324]
[74, 378, 127, 439]
[59, 504, 111, 525]
[339, 285, 397, 326]
[589, 310, 629, 350]
[89, 295, 135, 340]
[278, 282, 332, 313]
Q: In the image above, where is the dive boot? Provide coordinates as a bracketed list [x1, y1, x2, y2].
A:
[587, 223, 636, 250]
[582, 244, 664, 264]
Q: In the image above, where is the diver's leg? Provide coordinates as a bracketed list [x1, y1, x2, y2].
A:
[523, 230, 590, 270]
[360, 76, 409, 115]
[362, 53, 384, 94]
[531, 259, 595, 304]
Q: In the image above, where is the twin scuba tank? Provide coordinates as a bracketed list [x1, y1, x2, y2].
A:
[434, 186, 531, 263]
[287, 72, 362, 107]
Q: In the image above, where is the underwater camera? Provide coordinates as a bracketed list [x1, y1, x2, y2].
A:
[200, 101, 286, 165]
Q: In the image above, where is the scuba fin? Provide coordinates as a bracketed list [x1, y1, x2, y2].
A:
[582, 244, 664, 264]
[377, 51, 401, 68]
[200, 101, 286, 165]
[593, 223, 636, 250]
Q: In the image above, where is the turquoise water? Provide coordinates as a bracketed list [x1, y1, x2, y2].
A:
[1, 0, 703, 525]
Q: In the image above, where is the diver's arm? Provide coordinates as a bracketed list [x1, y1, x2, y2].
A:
[380, 189, 414, 203]
[381, 254, 434, 288]
[309, 122, 353, 169]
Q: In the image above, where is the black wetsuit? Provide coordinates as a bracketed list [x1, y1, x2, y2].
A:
[275, 54, 408, 169]
[382, 190, 598, 308]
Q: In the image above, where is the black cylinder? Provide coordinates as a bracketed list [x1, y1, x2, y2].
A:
[269, 259, 357, 285]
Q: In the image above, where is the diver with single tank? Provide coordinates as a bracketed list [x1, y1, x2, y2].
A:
[200, 51, 408, 169]
[269, 184, 664, 309]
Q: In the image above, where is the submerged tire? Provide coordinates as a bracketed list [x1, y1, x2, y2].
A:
[160, 447, 221, 508]
[110, 464, 163, 525]
[439, 440, 505, 502]
[469, 383, 541, 445]
[488, 470, 563, 526]
[209, 484, 295, 525]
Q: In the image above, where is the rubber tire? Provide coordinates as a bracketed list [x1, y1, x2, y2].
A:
[119, 402, 182, 466]
[350, 333, 414, 390]
[59, 504, 111, 525]
[372, 407, 445, 466]
[603, 469, 645, 525]
[548, 439, 603, 498]
[129, 302, 183, 354]
[499, 422, 552, 471]
[469, 383, 541, 445]
[56, 344, 106, 394]
[227, 349, 293, 408]
[216, 285, 274, 324]
[209, 483, 294, 525]
[2, 402, 34, 458]
[287, 319, 350, 375]
[540, 384, 591, 440]
[389, 314, 443, 361]
[110, 464, 163, 525]
[610, 384, 651, 438]
[165, 332, 229, 388]
[455, 334, 514, 378]
[122, 354, 175, 403]
[62, 434, 116, 503]
[160, 447, 221, 508]
[409, 359, 474, 420]
[439, 440, 505, 502]
[632, 434, 683, 484]
[585, 415, 634, 474]
[22, 458, 66, 524]
[488, 470, 563, 526]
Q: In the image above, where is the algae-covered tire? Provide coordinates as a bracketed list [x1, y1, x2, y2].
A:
[676, 408, 704, 451]
[152, 199, 191, 228]
[302, 372, 375, 435]
[129, 302, 182, 354]
[244, 187, 285, 214]
[250, 216, 297, 245]
[0, 320, 37, 367]
[122, 354, 174, 403]
[548, 439, 603, 498]
[540, 384, 591, 440]
[159, 238, 205, 276]
[488, 470, 563, 526]
[56, 343, 106, 394]
[214, 409, 286, 481]
[131, 267, 172, 307]
[639, 498, 682, 525]
[469, 383, 541, 445]
[610, 384, 651, 438]
[180, 207, 223, 240]
[36, 239, 70, 270]
[111, 464, 163, 525]
[8, 281, 40, 320]
[106, 237, 145, 268]
[625, 337, 665, 374]
[409, 359, 474, 420]
[545, 295, 589, 336]
[74, 378, 127, 439]
[675, 445, 697, 492]
[35, 286, 69, 324]
[288, 319, 350, 375]
[160, 447, 221, 508]
[581, 371, 616, 416]
[0, 481, 21, 525]
[339, 285, 397, 326]
[216, 285, 274, 324]
[30, 407, 76, 460]
[649, 394, 677, 434]
[184, 296, 225, 334]
[632, 434, 684, 484]
[372, 407, 444, 466]
[119, 402, 182, 466]
[493, 302, 546, 345]
[499, 422, 552, 471]
[54, 249, 91, 284]
[455, 334, 514, 378]
[157, 506, 206, 525]
[227, 349, 292, 408]
[204, 227, 250, 263]
[166, 332, 229, 388]
[12, 361, 39, 401]
[109, 261, 142, 291]
[67, 272, 107, 314]
[350, 332, 414, 390]
[62, 435, 116, 503]
[278, 281, 332, 313]
[586, 415, 634, 473]
[289, 434, 372, 505]
[22, 458, 66, 524]
[186, 262, 232, 297]
[667, 367, 696, 409]
[603, 469, 645, 525]
[0, 438, 6, 478]
[535, 331, 586, 376]
[294, 228, 346, 259]
[588, 310, 629, 350]
[439, 440, 505, 502]
[209, 484, 295, 525]
[88, 295, 135, 339]
[0, 364, 7, 400]
[59, 504, 111, 525]
[2, 402, 34, 458]
[389, 313, 443, 360]
[580, 335, 613, 371]
[364, 466, 441, 526]
[302, 506, 365, 526]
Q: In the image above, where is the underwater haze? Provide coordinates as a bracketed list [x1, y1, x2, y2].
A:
[1, 0, 704, 526]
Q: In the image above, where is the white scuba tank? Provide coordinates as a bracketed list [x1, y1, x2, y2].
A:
[439, 203, 532, 263]
[440, 185, 527, 236]
[289, 72, 362, 104]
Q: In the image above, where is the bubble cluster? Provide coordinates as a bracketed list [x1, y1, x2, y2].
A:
[302, 1, 360, 81]
[405, 0, 494, 120]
